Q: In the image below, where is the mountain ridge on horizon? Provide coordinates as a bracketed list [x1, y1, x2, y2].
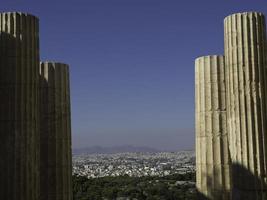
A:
[72, 145, 194, 155]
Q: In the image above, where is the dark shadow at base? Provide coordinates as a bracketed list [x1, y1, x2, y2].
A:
[197, 163, 267, 200]
[196, 192, 211, 200]
[231, 163, 267, 200]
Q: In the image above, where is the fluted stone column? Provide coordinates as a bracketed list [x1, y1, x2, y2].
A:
[39, 62, 72, 200]
[195, 56, 231, 200]
[0, 12, 40, 200]
[224, 12, 267, 199]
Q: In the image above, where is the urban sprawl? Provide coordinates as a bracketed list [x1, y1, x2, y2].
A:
[73, 151, 195, 178]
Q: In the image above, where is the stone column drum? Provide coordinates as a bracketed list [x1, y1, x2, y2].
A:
[39, 62, 72, 200]
[195, 56, 231, 200]
[0, 12, 40, 200]
[224, 12, 267, 199]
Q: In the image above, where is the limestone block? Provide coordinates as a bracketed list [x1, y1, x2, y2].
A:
[224, 12, 267, 199]
[195, 55, 231, 200]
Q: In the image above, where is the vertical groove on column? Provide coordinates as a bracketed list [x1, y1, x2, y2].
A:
[0, 12, 40, 200]
[195, 55, 231, 200]
[224, 12, 267, 199]
[40, 62, 73, 200]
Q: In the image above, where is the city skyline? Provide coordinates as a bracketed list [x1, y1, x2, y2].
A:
[1, 1, 267, 151]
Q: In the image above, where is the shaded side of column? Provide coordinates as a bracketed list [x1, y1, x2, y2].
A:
[0, 12, 40, 200]
[195, 56, 231, 200]
[40, 62, 72, 200]
[224, 12, 267, 199]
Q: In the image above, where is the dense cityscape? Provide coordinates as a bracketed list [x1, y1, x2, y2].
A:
[72, 151, 196, 199]
[73, 151, 195, 178]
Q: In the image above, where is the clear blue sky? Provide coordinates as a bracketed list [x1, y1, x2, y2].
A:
[1, 0, 267, 150]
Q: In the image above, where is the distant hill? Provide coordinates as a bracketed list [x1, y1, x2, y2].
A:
[72, 145, 160, 155]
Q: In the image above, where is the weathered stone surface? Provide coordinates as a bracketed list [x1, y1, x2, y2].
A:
[224, 12, 267, 199]
[39, 62, 72, 200]
[195, 56, 231, 200]
[0, 12, 40, 200]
